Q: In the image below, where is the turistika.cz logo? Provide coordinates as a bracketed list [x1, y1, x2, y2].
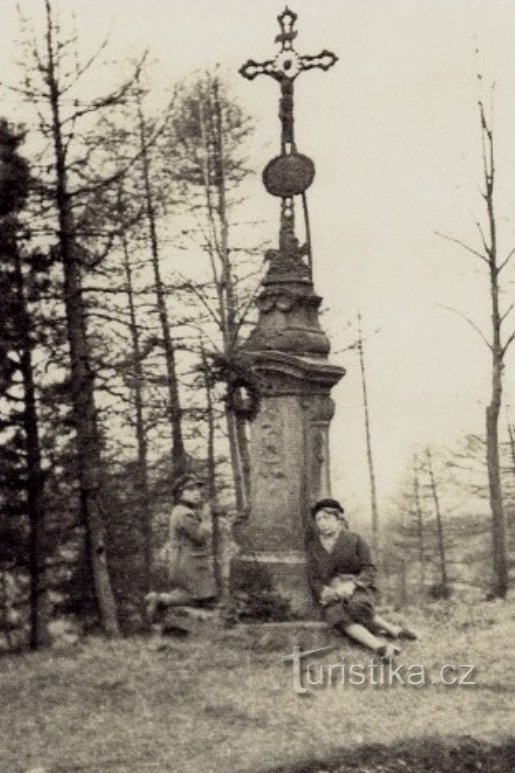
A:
[281, 645, 478, 695]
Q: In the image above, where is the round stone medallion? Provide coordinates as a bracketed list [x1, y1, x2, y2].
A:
[262, 152, 315, 197]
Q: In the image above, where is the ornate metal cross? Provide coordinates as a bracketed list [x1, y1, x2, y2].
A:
[239, 7, 338, 152]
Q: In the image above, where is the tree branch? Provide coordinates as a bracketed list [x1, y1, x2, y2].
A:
[170, 269, 222, 329]
[498, 245, 515, 274]
[436, 303, 492, 351]
[500, 301, 515, 325]
[474, 219, 490, 256]
[501, 328, 515, 359]
[435, 231, 490, 266]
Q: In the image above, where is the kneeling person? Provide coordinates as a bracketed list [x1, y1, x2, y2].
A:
[167, 474, 216, 606]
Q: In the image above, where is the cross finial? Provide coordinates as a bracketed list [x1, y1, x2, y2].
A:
[275, 7, 297, 49]
[239, 7, 337, 150]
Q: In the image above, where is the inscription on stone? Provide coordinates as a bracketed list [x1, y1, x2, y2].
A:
[258, 403, 286, 481]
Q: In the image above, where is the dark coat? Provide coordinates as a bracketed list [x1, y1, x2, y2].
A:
[168, 502, 216, 600]
[306, 528, 378, 626]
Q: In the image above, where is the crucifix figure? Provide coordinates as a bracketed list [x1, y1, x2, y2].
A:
[239, 7, 338, 267]
[239, 7, 338, 153]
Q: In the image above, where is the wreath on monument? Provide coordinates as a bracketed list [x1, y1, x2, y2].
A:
[226, 376, 261, 421]
[207, 353, 262, 422]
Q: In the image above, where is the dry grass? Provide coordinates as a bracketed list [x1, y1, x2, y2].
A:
[0, 600, 514, 773]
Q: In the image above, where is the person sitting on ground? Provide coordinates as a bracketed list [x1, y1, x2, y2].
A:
[306, 498, 417, 660]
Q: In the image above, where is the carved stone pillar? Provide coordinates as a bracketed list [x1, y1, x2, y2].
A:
[230, 267, 344, 617]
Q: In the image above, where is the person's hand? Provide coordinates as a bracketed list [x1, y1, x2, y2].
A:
[335, 579, 356, 600]
[200, 518, 213, 535]
[319, 586, 340, 606]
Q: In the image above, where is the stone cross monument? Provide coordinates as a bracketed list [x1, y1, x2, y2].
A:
[230, 8, 345, 617]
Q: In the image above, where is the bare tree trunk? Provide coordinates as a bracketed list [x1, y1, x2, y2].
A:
[486, 394, 508, 596]
[44, 0, 119, 636]
[399, 558, 408, 607]
[357, 312, 379, 559]
[486, 259, 508, 596]
[197, 80, 250, 512]
[12, 240, 49, 649]
[0, 572, 14, 651]
[426, 448, 449, 597]
[396, 507, 408, 606]
[135, 85, 187, 479]
[413, 461, 425, 595]
[201, 343, 222, 596]
[120, 223, 151, 593]
[507, 422, 515, 473]
[212, 80, 251, 505]
[481, 104, 509, 599]
[225, 412, 246, 512]
[235, 417, 251, 509]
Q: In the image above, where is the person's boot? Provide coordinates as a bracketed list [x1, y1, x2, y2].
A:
[145, 592, 161, 622]
[397, 625, 419, 640]
[376, 642, 402, 662]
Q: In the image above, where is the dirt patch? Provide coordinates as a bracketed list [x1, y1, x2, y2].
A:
[268, 736, 515, 773]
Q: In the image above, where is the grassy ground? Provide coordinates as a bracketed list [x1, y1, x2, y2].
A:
[0, 600, 514, 773]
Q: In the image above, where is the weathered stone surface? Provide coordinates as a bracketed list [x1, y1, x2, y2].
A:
[230, 347, 344, 618]
[246, 277, 331, 357]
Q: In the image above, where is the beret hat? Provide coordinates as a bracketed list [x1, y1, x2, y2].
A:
[173, 473, 204, 497]
[310, 498, 344, 518]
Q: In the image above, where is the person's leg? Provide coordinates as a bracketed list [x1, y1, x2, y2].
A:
[339, 594, 401, 659]
[192, 596, 217, 609]
[340, 622, 401, 660]
[372, 614, 419, 640]
[145, 589, 193, 621]
[347, 590, 419, 642]
[327, 598, 401, 660]
[373, 613, 403, 638]
[341, 622, 384, 651]
[166, 589, 195, 605]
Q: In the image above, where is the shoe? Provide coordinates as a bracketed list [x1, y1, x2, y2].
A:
[376, 643, 401, 662]
[145, 592, 159, 621]
[397, 626, 419, 641]
[192, 596, 218, 609]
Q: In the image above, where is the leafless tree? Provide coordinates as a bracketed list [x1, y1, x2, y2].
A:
[425, 448, 449, 598]
[166, 71, 261, 511]
[134, 77, 188, 479]
[357, 311, 380, 558]
[437, 82, 513, 598]
[7, 0, 149, 634]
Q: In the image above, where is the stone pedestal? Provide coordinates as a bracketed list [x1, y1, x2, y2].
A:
[230, 263, 345, 617]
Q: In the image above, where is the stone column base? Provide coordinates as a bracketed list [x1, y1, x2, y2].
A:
[230, 550, 319, 619]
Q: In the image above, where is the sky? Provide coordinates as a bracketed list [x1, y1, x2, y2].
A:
[3, 0, 515, 519]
